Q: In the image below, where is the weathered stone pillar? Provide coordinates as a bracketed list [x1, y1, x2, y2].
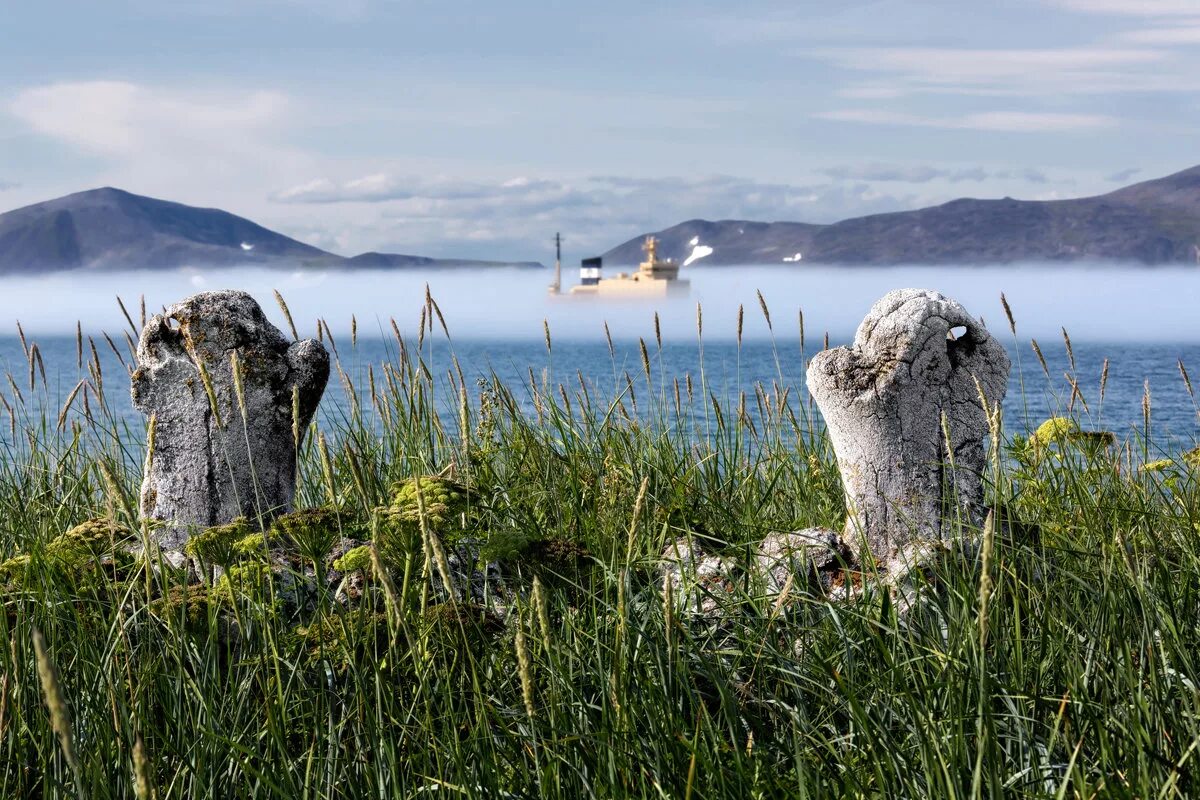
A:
[806, 289, 1009, 574]
[131, 290, 329, 550]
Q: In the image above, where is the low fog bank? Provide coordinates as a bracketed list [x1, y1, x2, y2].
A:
[2, 264, 1197, 343]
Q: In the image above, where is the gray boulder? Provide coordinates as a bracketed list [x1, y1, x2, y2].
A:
[659, 537, 738, 618]
[132, 290, 329, 551]
[754, 528, 846, 597]
[806, 289, 1009, 575]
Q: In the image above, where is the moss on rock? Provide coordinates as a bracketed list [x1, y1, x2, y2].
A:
[480, 529, 589, 577]
[185, 517, 254, 567]
[332, 544, 372, 574]
[372, 476, 477, 564]
[0, 518, 135, 586]
[270, 507, 354, 558]
[295, 611, 391, 669]
[149, 584, 216, 632]
[213, 560, 275, 606]
[0, 554, 32, 583]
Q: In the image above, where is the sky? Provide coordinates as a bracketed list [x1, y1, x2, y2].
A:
[1, 0, 1198, 262]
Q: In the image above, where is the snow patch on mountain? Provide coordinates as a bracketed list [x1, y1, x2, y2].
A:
[683, 244, 714, 267]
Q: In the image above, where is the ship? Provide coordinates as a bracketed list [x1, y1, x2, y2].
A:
[551, 235, 689, 298]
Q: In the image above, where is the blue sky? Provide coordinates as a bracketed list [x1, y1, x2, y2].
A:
[0, 0, 1197, 261]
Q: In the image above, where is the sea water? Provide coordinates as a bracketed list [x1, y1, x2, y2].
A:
[0, 264, 1196, 452]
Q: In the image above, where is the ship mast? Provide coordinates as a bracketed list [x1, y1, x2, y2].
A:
[644, 235, 657, 264]
[548, 232, 562, 294]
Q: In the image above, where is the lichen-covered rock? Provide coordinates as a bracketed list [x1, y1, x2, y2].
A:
[807, 289, 1010, 575]
[325, 538, 371, 605]
[131, 290, 329, 553]
[754, 528, 846, 597]
[659, 537, 738, 618]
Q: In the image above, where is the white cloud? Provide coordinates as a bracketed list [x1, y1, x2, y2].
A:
[269, 173, 932, 258]
[825, 46, 1164, 78]
[819, 163, 1055, 184]
[6, 80, 316, 223]
[274, 174, 578, 207]
[0, 180, 19, 191]
[961, 111, 1118, 131]
[818, 45, 1181, 97]
[10, 81, 289, 158]
[127, 0, 372, 21]
[813, 109, 1116, 132]
[1118, 25, 1200, 43]
[1048, 0, 1200, 15]
[1106, 167, 1142, 182]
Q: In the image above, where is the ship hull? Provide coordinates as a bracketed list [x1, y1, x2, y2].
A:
[568, 278, 690, 298]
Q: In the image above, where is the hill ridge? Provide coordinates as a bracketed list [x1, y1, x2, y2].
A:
[0, 188, 543, 274]
[602, 164, 1200, 266]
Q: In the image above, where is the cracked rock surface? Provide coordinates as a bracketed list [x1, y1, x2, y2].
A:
[806, 289, 1009, 575]
[659, 538, 739, 618]
[131, 291, 329, 551]
[754, 528, 846, 596]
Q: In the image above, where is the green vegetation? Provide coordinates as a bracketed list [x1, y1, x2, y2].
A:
[0, 302, 1197, 798]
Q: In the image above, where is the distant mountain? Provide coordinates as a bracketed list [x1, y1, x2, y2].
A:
[343, 252, 543, 270]
[0, 188, 543, 274]
[602, 165, 1200, 267]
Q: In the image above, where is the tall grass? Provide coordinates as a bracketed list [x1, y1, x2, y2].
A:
[0, 295, 1196, 798]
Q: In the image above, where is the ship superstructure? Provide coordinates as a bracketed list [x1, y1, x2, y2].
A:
[565, 236, 689, 297]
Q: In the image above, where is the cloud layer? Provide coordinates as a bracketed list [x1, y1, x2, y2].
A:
[812, 109, 1117, 132]
[269, 173, 930, 257]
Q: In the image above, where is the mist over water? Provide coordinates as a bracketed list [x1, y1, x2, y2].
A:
[1, 263, 1196, 447]
[1, 263, 1198, 344]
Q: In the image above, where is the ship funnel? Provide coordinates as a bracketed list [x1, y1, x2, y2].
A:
[580, 257, 602, 286]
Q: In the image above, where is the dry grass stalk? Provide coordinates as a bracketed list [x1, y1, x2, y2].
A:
[56, 380, 86, 431]
[515, 616, 536, 720]
[1030, 339, 1049, 377]
[757, 289, 772, 331]
[273, 290, 299, 341]
[116, 295, 138, 336]
[132, 733, 153, 800]
[32, 629, 86, 799]
[531, 576, 551, 652]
